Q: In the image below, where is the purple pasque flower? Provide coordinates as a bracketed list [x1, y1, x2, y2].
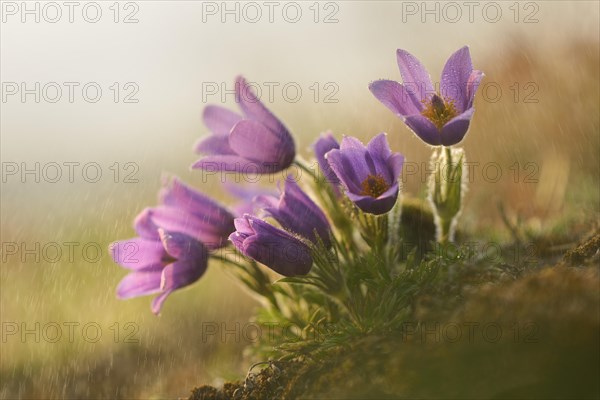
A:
[256, 177, 331, 246]
[230, 215, 313, 276]
[111, 211, 208, 315]
[192, 76, 296, 174]
[312, 131, 341, 190]
[326, 133, 404, 215]
[369, 46, 484, 146]
[150, 177, 235, 249]
[111, 177, 235, 313]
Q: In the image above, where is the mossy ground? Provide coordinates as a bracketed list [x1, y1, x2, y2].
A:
[189, 211, 600, 400]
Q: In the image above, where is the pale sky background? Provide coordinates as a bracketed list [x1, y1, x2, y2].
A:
[1, 0, 599, 229]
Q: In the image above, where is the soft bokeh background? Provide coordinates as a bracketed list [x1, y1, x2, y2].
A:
[1, 1, 599, 398]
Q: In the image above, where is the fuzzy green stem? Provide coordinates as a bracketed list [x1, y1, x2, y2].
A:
[209, 253, 248, 270]
[293, 158, 318, 182]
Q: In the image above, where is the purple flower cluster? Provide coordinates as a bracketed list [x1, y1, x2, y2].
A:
[111, 46, 482, 313]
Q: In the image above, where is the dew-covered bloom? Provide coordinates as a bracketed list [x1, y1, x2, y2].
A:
[313, 131, 341, 191]
[326, 133, 404, 215]
[369, 46, 484, 146]
[230, 215, 313, 276]
[111, 211, 208, 315]
[257, 177, 331, 246]
[151, 177, 235, 249]
[193, 76, 295, 174]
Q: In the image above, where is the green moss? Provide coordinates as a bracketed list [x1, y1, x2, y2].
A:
[188, 231, 600, 399]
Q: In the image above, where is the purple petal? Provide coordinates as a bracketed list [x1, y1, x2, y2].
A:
[396, 49, 435, 102]
[238, 216, 313, 276]
[369, 80, 423, 116]
[366, 133, 395, 182]
[312, 131, 340, 187]
[134, 208, 160, 240]
[366, 133, 393, 160]
[346, 184, 399, 215]
[235, 76, 288, 135]
[404, 114, 442, 146]
[150, 254, 208, 315]
[339, 136, 365, 151]
[116, 270, 162, 299]
[263, 178, 331, 245]
[255, 194, 279, 210]
[159, 177, 235, 232]
[194, 134, 236, 155]
[440, 108, 475, 146]
[159, 229, 209, 261]
[440, 46, 474, 113]
[150, 206, 231, 249]
[110, 238, 166, 271]
[466, 70, 484, 109]
[229, 120, 295, 169]
[202, 105, 243, 136]
[388, 153, 405, 181]
[191, 154, 264, 173]
[150, 290, 173, 315]
[233, 215, 255, 236]
[159, 258, 207, 292]
[326, 147, 369, 194]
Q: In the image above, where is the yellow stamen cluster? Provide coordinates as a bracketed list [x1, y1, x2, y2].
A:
[421, 95, 458, 130]
[360, 174, 389, 198]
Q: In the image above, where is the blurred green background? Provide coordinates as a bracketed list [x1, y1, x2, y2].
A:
[1, 1, 599, 398]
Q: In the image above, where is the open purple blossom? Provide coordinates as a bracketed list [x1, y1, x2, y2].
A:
[111, 211, 208, 315]
[313, 131, 341, 192]
[326, 133, 404, 215]
[111, 177, 235, 313]
[369, 46, 484, 146]
[230, 215, 313, 276]
[256, 177, 331, 246]
[192, 76, 296, 174]
[148, 177, 236, 249]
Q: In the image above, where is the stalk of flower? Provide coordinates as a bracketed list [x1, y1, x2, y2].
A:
[428, 147, 466, 243]
[192, 76, 296, 174]
[110, 177, 236, 314]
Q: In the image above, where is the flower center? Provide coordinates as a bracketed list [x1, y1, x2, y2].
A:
[360, 174, 389, 198]
[421, 94, 458, 130]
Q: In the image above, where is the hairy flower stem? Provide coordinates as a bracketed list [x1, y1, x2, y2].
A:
[428, 147, 466, 244]
[210, 253, 280, 310]
[293, 158, 318, 182]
